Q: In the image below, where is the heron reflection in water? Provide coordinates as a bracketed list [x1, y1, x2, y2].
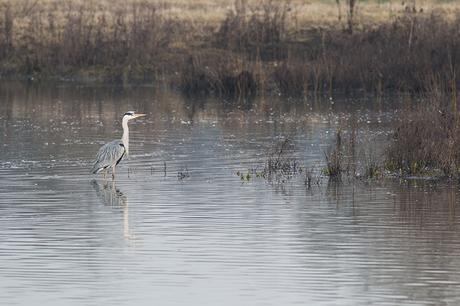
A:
[91, 179, 134, 240]
[91, 111, 145, 180]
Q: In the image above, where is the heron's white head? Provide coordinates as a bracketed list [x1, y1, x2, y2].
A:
[123, 111, 146, 121]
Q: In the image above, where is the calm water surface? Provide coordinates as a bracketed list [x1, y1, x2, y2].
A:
[1, 83, 460, 305]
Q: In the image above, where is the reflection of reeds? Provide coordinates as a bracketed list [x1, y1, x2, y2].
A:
[395, 181, 457, 229]
[1, 1, 460, 97]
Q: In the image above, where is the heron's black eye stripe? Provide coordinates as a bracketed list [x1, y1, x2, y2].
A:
[123, 112, 133, 116]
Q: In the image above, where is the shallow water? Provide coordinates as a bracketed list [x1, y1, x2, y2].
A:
[1, 83, 460, 305]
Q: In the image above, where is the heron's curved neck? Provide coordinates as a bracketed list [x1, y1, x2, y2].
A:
[121, 118, 129, 156]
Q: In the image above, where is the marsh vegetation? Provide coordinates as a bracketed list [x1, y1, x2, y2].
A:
[1, 0, 460, 180]
[0, 0, 459, 98]
[3, 3, 460, 304]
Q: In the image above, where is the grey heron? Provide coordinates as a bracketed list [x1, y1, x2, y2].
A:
[91, 111, 145, 179]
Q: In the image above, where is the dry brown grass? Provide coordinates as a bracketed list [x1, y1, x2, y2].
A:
[1, 0, 460, 97]
[3, 0, 459, 38]
[386, 84, 460, 177]
[25, 0, 454, 26]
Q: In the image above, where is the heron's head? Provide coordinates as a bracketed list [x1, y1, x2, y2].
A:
[123, 111, 146, 121]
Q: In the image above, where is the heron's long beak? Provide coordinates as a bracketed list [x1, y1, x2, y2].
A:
[133, 113, 146, 118]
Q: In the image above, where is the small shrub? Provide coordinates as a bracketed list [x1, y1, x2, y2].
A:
[385, 93, 460, 177]
[216, 0, 289, 60]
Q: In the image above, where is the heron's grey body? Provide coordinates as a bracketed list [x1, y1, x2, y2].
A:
[91, 111, 145, 179]
[91, 140, 125, 174]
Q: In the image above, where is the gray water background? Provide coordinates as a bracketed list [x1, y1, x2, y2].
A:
[1, 82, 459, 305]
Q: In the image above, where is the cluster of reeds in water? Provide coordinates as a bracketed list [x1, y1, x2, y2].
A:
[249, 99, 460, 183]
[237, 137, 301, 183]
[386, 89, 460, 178]
[0, 0, 459, 98]
[239, 131, 379, 185]
[320, 95, 460, 181]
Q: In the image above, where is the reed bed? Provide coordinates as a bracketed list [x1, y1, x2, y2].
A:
[385, 92, 460, 177]
[0, 0, 459, 97]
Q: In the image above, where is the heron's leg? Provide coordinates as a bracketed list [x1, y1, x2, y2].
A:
[103, 169, 107, 180]
[112, 166, 116, 180]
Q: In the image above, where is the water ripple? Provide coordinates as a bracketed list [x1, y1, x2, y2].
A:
[1, 85, 460, 305]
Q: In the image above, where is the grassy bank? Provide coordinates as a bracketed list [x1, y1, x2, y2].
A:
[0, 0, 459, 97]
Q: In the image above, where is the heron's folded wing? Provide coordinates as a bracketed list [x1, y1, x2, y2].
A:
[91, 140, 125, 173]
